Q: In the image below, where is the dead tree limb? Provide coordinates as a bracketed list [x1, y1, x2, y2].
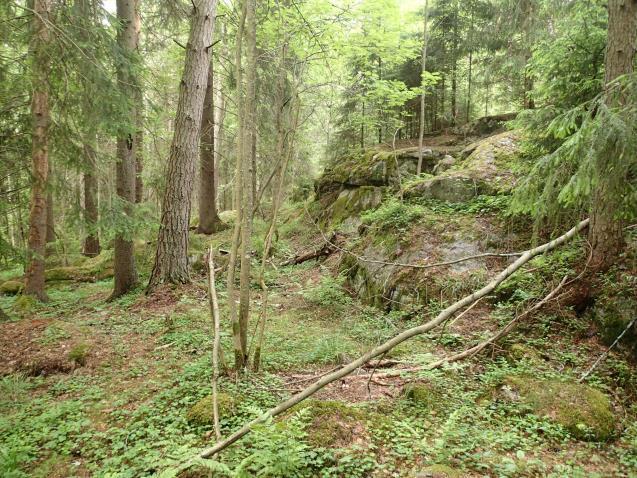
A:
[579, 315, 637, 382]
[184, 218, 589, 461]
[426, 275, 569, 370]
[281, 232, 343, 266]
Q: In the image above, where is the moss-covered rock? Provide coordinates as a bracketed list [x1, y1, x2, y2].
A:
[328, 186, 384, 228]
[186, 393, 238, 425]
[502, 376, 616, 441]
[0, 280, 24, 295]
[12, 294, 37, 315]
[402, 382, 443, 411]
[413, 464, 462, 478]
[45, 249, 115, 282]
[508, 343, 541, 363]
[405, 131, 520, 203]
[404, 175, 495, 202]
[292, 400, 369, 448]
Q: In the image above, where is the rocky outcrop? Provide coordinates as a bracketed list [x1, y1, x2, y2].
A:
[341, 215, 505, 311]
[404, 131, 520, 202]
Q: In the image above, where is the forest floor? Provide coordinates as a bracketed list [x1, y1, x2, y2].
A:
[1, 206, 637, 478]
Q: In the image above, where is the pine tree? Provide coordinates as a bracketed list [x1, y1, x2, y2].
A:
[147, 0, 218, 290]
[24, 0, 52, 301]
[111, 0, 141, 299]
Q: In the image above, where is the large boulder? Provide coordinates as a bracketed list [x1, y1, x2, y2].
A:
[405, 131, 521, 203]
[341, 213, 501, 310]
[329, 186, 384, 232]
[501, 376, 616, 441]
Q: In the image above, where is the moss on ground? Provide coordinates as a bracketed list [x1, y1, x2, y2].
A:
[413, 464, 462, 478]
[12, 294, 37, 315]
[291, 399, 370, 448]
[402, 382, 444, 411]
[67, 343, 91, 366]
[503, 376, 616, 441]
[186, 393, 238, 426]
[0, 280, 23, 295]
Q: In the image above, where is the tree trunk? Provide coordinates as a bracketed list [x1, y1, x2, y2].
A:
[24, 0, 52, 302]
[237, 0, 258, 368]
[46, 175, 55, 245]
[135, 123, 144, 203]
[147, 0, 218, 290]
[588, 0, 637, 272]
[111, 0, 140, 299]
[417, 0, 429, 175]
[135, 7, 144, 204]
[215, 53, 228, 212]
[83, 143, 100, 256]
[522, 0, 535, 109]
[227, 0, 247, 370]
[450, 2, 458, 124]
[77, 0, 101, 258]
[197, 63, 224, 234]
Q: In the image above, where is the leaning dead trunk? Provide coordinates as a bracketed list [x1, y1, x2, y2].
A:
[185, 219, 590, 461]
[24, 0, 52, 302]
[111, 0, 140, 299]
[147, 0, 218, 290]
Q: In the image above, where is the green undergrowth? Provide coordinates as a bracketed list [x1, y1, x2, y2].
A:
[1, 223, 636, 477]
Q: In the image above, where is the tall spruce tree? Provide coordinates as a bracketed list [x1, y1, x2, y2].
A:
[147, 0, 218, 290]
[24, 0, 52, 301]
[589, 0, 637, 272]
[111, 0, 141, 299]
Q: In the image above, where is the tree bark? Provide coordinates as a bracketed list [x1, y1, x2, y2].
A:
[227, 0, 247, 369]
[111, 0, 140, 299]
[589, 0, 637, 272]
[83, 143, 100, 256]
[147, 0, 218, 290]
[197, 62, 225, 234]
[46, 173, 55, 245]
[417, 0, 429, 175]
[24, 0, 52, 301]
[134, 3, 144, 204]
[237, 0, 257, 367]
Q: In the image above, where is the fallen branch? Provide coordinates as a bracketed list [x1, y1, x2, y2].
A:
[280, 232, 343, 266]
[426, 275, 569, 370]
[579, 315, 637, 382]
[183, 218, 588, 461]
[207, 247, 222, 441]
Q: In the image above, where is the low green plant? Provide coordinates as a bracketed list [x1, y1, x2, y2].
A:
[361, 197, 425, 232]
